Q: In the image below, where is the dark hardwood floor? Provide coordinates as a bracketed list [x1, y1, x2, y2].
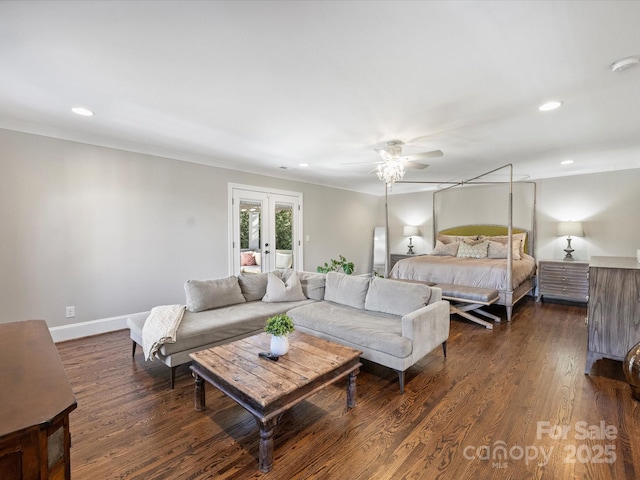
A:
[55, 297, 640, 479]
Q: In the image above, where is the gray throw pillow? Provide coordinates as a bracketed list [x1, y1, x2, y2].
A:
[365, 277, 432, 316]
[324, 271, 370, 309]
[299, 271, 326, 300]
[238, 272, 269, 301]
[184, 276, 246, 313]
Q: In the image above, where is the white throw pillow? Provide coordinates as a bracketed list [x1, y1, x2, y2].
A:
[262, 272, 306, 302]
[276, 252, 293, 269]
[456, 241, 489, 259]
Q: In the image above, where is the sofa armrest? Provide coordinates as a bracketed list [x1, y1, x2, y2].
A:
[401, 300, 450, 361]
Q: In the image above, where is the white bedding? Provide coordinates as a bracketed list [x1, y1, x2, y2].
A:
[390, 253, 536, 291]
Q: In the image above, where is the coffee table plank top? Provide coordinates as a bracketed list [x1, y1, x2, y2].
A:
[190, 331, 362, 415]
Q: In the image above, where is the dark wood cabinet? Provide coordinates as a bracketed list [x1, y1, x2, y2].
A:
[0, 320, 77, 479]
[586, 256, 640, 373]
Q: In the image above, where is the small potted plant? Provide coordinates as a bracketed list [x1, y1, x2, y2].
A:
[264, 313, 295, 356]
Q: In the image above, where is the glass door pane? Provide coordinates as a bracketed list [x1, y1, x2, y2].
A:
[274, 202, 294, 270]
[238, 199, 264, 274]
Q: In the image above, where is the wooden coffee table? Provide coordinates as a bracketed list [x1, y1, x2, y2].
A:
[189, 331, 362, 473]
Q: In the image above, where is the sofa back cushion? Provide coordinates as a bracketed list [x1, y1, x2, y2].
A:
[184, 276, 246, 313]
[297, 271, 326, 300]
[324, 271, 370, 309]
[238, 272, 269, 302]
[364, 277, 433, 316]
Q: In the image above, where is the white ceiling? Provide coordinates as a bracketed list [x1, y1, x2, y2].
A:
[1, 1, 640, 195]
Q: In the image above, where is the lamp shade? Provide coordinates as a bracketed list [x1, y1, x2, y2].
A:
[403, 225, 420, 237]
[557, 221, 584, 237]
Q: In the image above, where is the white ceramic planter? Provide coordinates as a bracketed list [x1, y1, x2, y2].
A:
[270, 335, 290, 356]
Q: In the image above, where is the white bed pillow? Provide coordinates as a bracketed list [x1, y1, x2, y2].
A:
[437, 234, 478, 244]
[487, 240, 522, 260]
[431, 240, 460, 256]
[481, 232, 527, 256]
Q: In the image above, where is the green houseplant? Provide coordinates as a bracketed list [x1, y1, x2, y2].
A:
[316, 254, 354, 275]
[265, 314, 294, 356]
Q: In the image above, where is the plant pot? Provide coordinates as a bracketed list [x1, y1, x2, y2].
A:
[623, 340, 640, 401]
[270, 335, 289, 356]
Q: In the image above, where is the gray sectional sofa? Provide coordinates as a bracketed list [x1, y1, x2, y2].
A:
[128, 270, 450, 392]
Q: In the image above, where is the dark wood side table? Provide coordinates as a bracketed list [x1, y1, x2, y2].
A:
[586, 256, 640, 373]
[0, 320, 77, 480]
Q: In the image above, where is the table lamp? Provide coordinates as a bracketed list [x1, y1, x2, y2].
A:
[403, 226, 420, 255]
[557, 221, 584, 261]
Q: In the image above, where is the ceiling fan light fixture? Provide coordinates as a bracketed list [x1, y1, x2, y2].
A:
[377, 159, 405, 186]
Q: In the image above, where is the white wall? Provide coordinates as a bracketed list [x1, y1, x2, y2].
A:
[0, 129, 379, 329]
[536, 169, 640, 262]
[385, 169, 640, 262]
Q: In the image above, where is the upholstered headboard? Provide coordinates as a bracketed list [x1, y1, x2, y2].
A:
[438, 225, 531, 255]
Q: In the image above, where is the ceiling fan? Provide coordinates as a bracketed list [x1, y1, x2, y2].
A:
[343, 140, 443, 171]
[374, 140, 443, 169]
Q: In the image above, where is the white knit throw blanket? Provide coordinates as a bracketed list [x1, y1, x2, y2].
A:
[142, 304, 186, 361]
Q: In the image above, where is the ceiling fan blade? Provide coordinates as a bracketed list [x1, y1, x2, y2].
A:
[403, 161, 429, 170]
[341, 160, 381, 166]
[403, 150, 444, 161]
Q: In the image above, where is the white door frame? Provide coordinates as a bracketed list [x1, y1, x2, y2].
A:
[228, 184, 304, 276]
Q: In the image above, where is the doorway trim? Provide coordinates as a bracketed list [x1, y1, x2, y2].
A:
[228, 183, 304, 276]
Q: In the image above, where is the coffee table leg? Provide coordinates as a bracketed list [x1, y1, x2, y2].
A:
[347, 368, 359, 408]
[258, 418, 278, 473]
[194, 373, 205, 411]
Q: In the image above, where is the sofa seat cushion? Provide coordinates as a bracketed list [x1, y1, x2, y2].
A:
[287, 301, 412, 359]
[159, 298, 316, 356]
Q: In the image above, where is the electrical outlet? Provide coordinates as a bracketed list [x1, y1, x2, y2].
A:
[65, 306, 75, 318]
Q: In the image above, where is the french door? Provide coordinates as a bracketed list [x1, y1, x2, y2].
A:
[229, 185, 303, 275]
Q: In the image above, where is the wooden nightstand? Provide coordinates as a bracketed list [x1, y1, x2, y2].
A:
[537, 260, 589, 303]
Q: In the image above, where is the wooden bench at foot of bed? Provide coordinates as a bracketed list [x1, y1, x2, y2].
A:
[436, 284, 500, 330]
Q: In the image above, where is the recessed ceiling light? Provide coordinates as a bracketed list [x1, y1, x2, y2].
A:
[610, 56, 639, 72]
[72, 107, 94, 116]
[539, 101, 563, 112]
[299, 163, 309, 168]
[561, 159, 574, 165]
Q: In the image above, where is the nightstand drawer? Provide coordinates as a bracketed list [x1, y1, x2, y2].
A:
[538, 260, 589, 302]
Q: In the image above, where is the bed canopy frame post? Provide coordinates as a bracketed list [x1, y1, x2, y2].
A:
[432, 163, 517, 321]
[384, 183, 390, 278]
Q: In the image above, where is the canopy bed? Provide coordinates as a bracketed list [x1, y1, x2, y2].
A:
[388, 164, 537, 324]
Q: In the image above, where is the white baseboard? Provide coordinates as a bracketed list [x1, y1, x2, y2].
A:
[50, 311, 149, 343]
